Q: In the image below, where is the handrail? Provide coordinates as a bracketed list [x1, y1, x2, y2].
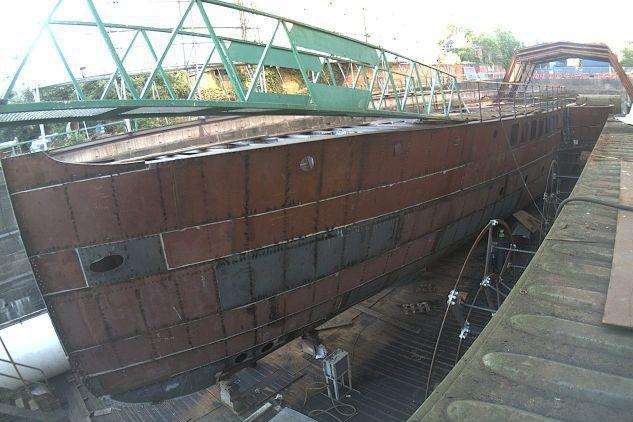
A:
[0, 334, 53, 398]
[0, 335, 29, 389]
[502, 42, 633, 101]
[0, 0, 464, 126]
[457, 80, 569, 122]
[198, 0, 458, 79]
[0, 79, 568, 157]
[0, 356, 47, 381]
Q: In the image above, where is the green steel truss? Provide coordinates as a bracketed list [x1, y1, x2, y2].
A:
[0, 0, 466, 127]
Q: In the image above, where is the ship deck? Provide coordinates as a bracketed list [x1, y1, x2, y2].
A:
[50, 103, 552, 166]
[411, 119, 633, 421]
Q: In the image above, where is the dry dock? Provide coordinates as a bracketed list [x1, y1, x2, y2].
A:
[410, 119, 633, 421]
[53, 119, 633, 421]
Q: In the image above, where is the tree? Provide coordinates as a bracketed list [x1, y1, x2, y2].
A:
[484, 28, 524, 68]
[439, 26, 524, 68]
[622, 42, 633, 67]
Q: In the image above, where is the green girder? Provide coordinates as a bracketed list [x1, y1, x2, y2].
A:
[0, 0, 466, 127]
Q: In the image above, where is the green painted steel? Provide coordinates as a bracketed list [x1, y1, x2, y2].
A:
[248, 92, 311, 107]
[289, 24, 381, 66]
[227, 41, 323, 74]
[307, 83, 372, 111]
[0, 0, 466, 127]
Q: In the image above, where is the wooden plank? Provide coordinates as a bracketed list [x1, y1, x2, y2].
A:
[353, 304, 422, 334]
[603, 161, 633, 328]
[513, 210, 541, 234]
[316, 287, 395, 331]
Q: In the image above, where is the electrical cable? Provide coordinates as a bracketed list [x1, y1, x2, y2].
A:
[302, 383, 358, 422]
[541, 159, 559, 237]
[424, 220, 492, 399]
[498, 117, 548, 222]
[453, 220, 514, 364]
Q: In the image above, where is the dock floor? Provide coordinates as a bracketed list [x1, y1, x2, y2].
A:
[410, 119, 633, 421]
[58, 230, 523, 421]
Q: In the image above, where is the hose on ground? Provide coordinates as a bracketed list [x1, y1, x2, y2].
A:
[555, 196, 633, 217]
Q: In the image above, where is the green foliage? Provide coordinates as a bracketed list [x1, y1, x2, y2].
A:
[622, 42, 633, 67]
[0, 124, 40, 146]
[1, 66, 311, 150]
[0, 71, 197, 147]
[264, 67, 284, 94]
[440, 26, 524, 68]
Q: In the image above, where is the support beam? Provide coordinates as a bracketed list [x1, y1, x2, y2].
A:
[501, 42, 633, 101]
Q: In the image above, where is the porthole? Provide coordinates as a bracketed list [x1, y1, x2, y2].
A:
[89, 254, 124, 273]
[299, 155, 316, 172]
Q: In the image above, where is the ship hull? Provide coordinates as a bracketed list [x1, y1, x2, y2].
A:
[0, 106, 610, 402]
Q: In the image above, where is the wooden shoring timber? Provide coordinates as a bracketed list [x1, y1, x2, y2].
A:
[603, 160, 633, 328]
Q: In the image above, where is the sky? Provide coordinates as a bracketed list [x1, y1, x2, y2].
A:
[1, 0, 632, 91]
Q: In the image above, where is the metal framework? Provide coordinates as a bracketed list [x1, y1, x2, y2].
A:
[0, 0, 466, 127]
[501, 42, 633, 100]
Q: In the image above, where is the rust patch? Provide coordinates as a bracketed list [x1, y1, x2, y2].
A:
[247, 147, 287, 214]
[317, 196, 348, 231]
[48, 292, 109, 350]
[286, 143, 322, 206]
[31, 250, 86, 294]
[11, 186, 77, 254]
[313, 274, 339, 304]
[226, 331, 256, 356]
[223, 306, 256, 336]
[286, 203, 317, 240]
[187, 317, 224, 347]
[137, 275, 182, 329]
[339, 263, 365, 293]
[66, 177, 122, 245]
[320, 138, 362, 197]
[163, 220, 234, 268]
[113, 168, 166, 238]
[98, 286, 146, 339]
[152, 325, 190, 357]
[248, 210, 286, 250]
[173, 264, 218, 320]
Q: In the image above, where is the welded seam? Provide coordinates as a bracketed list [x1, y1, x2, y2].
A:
[41, 153, 554, 297]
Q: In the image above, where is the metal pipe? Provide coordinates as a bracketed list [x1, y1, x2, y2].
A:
[478, 81, 482, 122]
[461, 303, 496, 314]
[482, 224, 496, 309]
[492, 246, 535, 255]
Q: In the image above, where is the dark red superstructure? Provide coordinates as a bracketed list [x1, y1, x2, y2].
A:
[0, 105, 610, 402]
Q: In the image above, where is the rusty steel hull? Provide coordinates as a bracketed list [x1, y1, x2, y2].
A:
[0, 107, 609, 403]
